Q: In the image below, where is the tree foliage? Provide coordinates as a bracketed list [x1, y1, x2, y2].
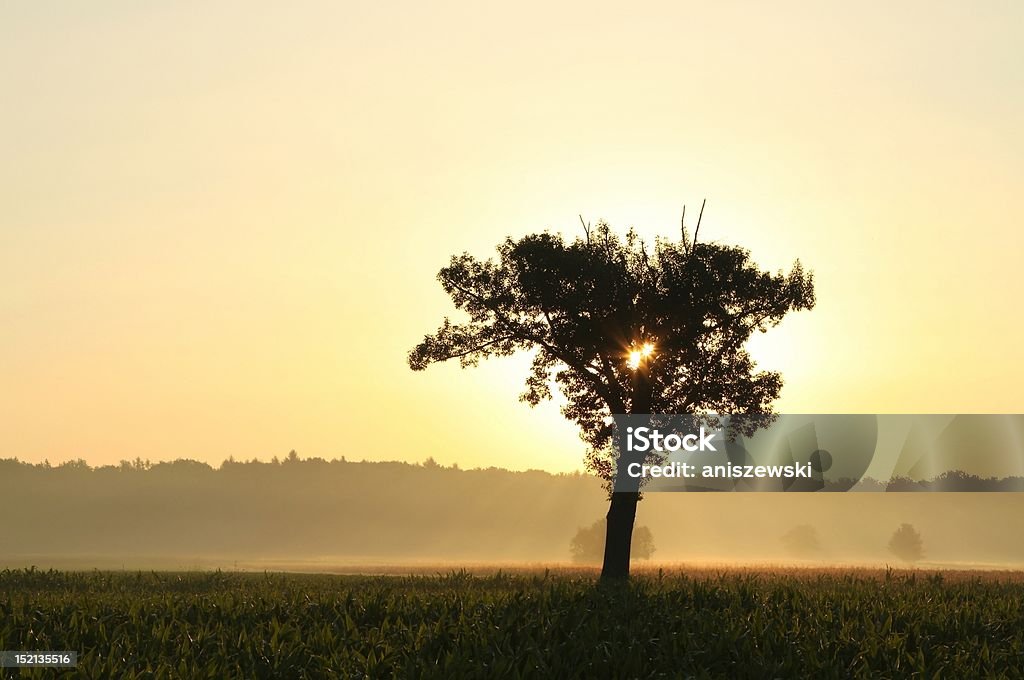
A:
[409, 220, 815, 486]
[888, 523, 925, 564]
[781, 524, 822, 558]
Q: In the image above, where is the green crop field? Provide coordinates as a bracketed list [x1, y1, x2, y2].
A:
[2, 567, 1023, 678]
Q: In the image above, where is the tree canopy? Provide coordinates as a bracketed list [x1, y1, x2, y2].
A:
[409, 220, 815, 486]
[888, 523, 925, 564]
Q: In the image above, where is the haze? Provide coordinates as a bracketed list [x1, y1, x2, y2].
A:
[4, 458, 1024, 571]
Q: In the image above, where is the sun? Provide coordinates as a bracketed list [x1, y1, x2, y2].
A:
[627, 342, 656, 369]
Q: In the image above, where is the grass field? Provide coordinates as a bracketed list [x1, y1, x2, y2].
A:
[2, 567, 1023, 678]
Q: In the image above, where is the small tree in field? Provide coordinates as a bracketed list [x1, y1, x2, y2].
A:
[409, 215, 814, 579]
[781, 524, 821, 558]
[888, 523, 924, 564]
[571, 519, 655, 564]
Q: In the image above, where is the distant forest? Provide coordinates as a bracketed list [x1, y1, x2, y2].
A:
[3, 455, 1024, 568]
[0, 454, 604, 564]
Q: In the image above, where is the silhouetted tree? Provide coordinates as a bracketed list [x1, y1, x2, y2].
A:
[571, 519, 655, 563]
[781, 524, 821, 558]
[888, 523, 924, 564]
[409, 216, 814, 578]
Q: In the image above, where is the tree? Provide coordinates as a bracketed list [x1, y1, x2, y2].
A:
[408, 216, 815, 579]
[781, 524, 821, 558]
[888, 523, 924, 564]
[571, 518, 655, 564]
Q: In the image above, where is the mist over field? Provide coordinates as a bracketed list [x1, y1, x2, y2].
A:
[4, 456, 1022, 571]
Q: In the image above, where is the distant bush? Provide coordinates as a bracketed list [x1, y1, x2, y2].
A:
[570, 519, 655, 563]
[781, 525, 821, 558]
[888, 523, 925, 564]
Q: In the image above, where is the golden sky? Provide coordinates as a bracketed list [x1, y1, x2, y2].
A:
[2, 2, 1022, 472]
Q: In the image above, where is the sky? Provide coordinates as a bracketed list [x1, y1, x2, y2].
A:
[2, 1, 1022, 472]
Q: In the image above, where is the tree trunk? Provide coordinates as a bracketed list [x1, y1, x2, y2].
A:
[601, 490, 639, 580]
[600, 359, 651, 581]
